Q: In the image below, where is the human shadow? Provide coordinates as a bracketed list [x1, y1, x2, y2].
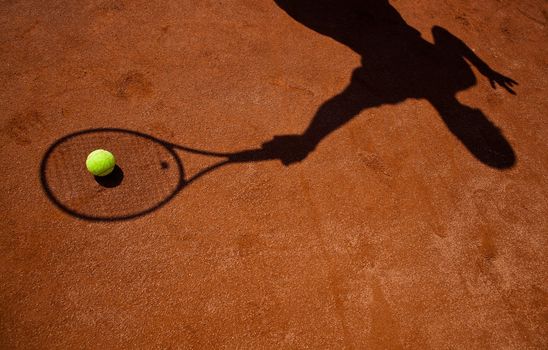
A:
[38, 2, 519, 221]
[260, 0, 517, 169]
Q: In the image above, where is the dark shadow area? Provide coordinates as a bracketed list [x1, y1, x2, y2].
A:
[39, 2, 520, 221]
[94, 165, 124, 188]
[262, 0, 517, 168]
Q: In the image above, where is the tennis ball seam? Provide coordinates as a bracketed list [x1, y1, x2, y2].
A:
[97, 167, 114, 176]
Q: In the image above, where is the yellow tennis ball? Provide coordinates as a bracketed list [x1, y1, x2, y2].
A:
[86, 149, 116, 176]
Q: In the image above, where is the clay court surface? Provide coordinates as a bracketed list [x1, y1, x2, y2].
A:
[1, 0, 547, 348]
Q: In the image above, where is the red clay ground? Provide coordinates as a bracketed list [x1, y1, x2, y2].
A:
[1, 0, 547, 348]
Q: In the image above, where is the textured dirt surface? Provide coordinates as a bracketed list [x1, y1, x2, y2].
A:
[1, 0, 547, 348]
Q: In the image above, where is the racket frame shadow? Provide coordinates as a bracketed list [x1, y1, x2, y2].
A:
[40, 128, 189, 222]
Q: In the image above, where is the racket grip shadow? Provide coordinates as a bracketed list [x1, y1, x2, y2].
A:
[228, 148, 275, 163]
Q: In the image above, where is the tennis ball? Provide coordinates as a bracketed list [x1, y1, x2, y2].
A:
[86, 149, 116, 176]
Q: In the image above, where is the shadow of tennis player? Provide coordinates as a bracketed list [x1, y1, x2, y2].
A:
[258, 0, 517, 169]
[39, 2, 518, 221]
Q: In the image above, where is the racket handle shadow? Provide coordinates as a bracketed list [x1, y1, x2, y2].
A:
[228, 148, 277, 163]
[227, 134, 315, 166]
[185, 148, 274, 186]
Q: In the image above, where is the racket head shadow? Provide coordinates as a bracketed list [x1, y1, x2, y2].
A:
[40, 128, 185, 221]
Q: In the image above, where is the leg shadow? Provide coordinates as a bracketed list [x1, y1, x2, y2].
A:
[429, 96, 515, 168]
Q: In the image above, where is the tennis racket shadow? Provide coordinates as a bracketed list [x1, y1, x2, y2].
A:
[40, 128, 303, 222]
